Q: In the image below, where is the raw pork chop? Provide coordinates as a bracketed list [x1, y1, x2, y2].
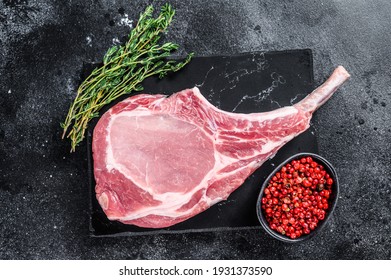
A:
[93, 66, 350, 228]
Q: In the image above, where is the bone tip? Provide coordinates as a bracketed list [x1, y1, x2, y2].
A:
[336, 65, 351, 79]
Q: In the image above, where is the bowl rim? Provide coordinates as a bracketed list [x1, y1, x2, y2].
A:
[256, 152, 339, 243]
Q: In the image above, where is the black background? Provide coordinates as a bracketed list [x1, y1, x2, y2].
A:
[0, 0, 390, 259]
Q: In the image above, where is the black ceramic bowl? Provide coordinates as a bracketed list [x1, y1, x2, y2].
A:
[256, 152, 339, 243]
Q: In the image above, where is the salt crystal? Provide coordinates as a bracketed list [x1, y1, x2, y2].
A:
[118, 14, 133, 28]
[86, 36, 92, 47]
[112, 37, 121, 45]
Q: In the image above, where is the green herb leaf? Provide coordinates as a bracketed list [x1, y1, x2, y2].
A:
[61, 4, 193, 152]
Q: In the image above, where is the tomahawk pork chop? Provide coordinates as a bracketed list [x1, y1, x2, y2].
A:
[92, 66, 350, 228]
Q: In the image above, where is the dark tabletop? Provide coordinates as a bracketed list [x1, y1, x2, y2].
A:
[0, 0, 390, 259]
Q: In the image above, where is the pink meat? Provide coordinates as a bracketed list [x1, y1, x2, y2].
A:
[92, 66, 350, 228]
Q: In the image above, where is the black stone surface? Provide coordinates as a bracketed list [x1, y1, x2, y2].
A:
[0, 0, 390, 259]
[87, 50, 317, 237]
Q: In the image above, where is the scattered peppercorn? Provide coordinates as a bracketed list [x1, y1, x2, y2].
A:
[261, 156, 333, 239]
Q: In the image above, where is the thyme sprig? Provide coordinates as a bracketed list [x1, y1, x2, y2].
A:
[61, 4, 193, 152]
